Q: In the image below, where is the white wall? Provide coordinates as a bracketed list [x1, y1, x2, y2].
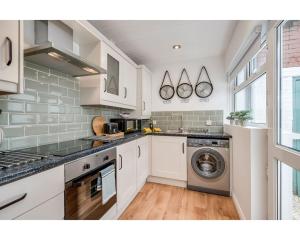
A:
[151, 55, 228, 115]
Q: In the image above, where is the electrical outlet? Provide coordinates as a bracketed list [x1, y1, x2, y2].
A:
[153, 120, 157, 125]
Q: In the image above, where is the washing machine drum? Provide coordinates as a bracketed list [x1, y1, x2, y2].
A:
[191, 148, 225, 179]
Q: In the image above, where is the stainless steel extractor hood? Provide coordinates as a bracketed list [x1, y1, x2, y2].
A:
[24, 21, 106, 77]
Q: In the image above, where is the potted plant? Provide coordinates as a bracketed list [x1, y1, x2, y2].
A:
[226, 112, 236, 125]
[237, 110, 253, 126]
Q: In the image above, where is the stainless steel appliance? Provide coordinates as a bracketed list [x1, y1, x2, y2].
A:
[24, 20, 106, 77]
[64, 147, 117, 220]
[110, 118, 141, 134]
[103, 123, 119, 134]
[187, 138, 230, 196]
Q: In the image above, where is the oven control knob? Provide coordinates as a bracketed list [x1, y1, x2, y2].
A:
[103, 155, 109, 161]
[83, 163, 90, 170]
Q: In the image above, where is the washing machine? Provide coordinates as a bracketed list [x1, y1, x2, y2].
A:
[187, 137, 230, 196]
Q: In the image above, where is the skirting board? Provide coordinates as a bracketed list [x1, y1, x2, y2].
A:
[147, 176, 187, 188]
[232, 193, 246, 220]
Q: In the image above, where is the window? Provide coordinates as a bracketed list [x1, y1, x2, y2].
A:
[230, 37, 267, 125]
[250, 44, 267, 75]
[278, 161, 300, 220]
[278, 20, 300, 151]
[251, 74, 267, 123]
[236, 67, 247, 86]
[234, 74, 267, 124]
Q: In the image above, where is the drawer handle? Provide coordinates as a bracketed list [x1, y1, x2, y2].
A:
[0, 193, 27, 211]
[182, 142, 185, 154]
[124, 87, 127, 98]
[6, 37, 12, 66]
[138, 145, 141, 158]
[143, 101, 146, 111]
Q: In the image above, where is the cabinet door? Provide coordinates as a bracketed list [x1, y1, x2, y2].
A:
[116, 140, 137, 214]
[151, 136, 187, 181]
[100, 43, 121, 103]
[136, 136, 149, 191]
[15, 193, 64, 220]
[0, 21, 20, 85]
[142, 68, 152, 117]
[121, 59, 137, 107]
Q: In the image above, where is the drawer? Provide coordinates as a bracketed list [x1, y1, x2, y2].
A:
[15, 193, 64, 220]
[0, 166, 64, 219]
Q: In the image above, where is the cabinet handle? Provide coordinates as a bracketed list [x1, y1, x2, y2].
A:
[104, 78, 107, 92]
[119, 154, 123, 170]
[6, 37, 12, 66]
[0, 193, 27, 211]
[182, 142, 185, 154]
[143, 101, 146, 111]
[124, 87, 127, 98]
[138, 145, 141, 158]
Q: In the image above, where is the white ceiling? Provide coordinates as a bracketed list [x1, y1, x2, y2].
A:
[89, 20, 237, 68]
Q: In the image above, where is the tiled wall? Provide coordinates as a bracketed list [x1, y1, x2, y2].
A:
[0, 62, 123, 150]
[151, 110, 223, 133]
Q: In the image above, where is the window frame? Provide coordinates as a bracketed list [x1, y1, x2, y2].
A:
[232, 43, 268, 126]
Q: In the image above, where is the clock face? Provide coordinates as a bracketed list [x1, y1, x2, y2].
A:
[176, 83, 193, 99]
[195, 82, 213, 98]
[160, 85, 175, 100]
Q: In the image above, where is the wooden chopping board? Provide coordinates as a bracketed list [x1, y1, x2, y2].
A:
[92, 116, 105, 136]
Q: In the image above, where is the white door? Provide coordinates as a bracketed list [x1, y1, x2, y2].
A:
[136, 136, 149, 191]
[0, 21, 20, 84]
[100, 42, 122, 103]
[116, 140, 137, 214]
[142, 67, 152, 117]
[121, 58, 137, 107]
[267, 21, 300, 220]
[151, 136, 187, 181]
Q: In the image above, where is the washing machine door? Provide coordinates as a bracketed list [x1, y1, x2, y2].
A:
[191, 148, 225, 179]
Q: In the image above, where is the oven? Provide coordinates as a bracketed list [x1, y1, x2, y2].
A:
[64, 148, 117, 220]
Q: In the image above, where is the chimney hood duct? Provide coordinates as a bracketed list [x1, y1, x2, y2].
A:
[24, 21, 106, 77]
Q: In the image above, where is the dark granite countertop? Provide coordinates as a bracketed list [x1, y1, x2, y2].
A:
[0, 131, 231, 186]
[0, 132, 146, 187]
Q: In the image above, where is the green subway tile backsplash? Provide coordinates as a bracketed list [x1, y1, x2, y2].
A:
[151, 110, 224, 133]
[0, 62, 124, 150]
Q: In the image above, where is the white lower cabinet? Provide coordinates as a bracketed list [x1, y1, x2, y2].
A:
[116, 136, 150, 217]
[136, 136, 149, 191]
[0, 166, 64, 220]
[151, 136, 187, 181]
[16, 193, 64, 220]
[116, 140, 138, 215]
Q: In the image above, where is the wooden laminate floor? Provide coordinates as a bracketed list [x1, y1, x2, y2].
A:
[120, 182, 239, 220]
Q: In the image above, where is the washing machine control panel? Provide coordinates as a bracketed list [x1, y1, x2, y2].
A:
[187, 138, 229, 148]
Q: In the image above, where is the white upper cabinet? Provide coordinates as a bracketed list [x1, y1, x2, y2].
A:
[0, 21, 23, 94]
[151, 136, 187, 181]
[132, 65, 152, 118]
[80, 35, 137, 109]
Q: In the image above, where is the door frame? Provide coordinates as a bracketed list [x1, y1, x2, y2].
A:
[267, 20, 300, 219]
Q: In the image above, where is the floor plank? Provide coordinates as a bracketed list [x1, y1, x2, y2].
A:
[119, 182, 239, 220]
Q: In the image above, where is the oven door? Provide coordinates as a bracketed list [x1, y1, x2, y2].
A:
[64, 162, 117, 220]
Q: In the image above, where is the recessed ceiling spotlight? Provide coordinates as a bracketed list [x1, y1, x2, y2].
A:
[172, 44, 181, 50]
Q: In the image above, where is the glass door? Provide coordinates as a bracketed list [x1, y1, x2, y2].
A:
[268, 20, 300, 220]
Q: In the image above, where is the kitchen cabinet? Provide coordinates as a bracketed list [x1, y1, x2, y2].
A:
[80, 41, 137, 109]
[116, 140, 137, 215]
[136, 136, 149, 191]
[151, 136, 187, 181]
[132, 65, 152, 118]
[0, 166, 64, 220]
[0, 20, 23, 94]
